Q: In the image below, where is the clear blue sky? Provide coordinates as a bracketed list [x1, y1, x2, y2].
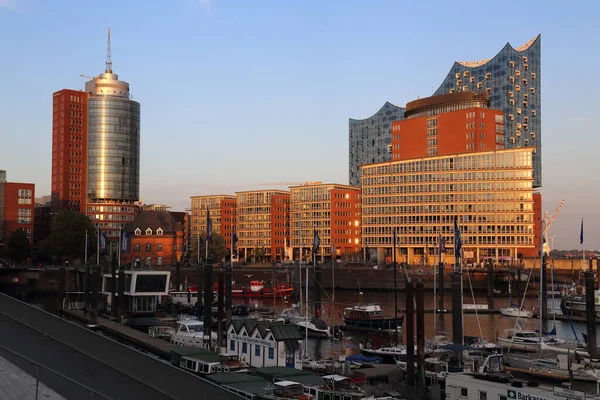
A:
[0, 0, 599, 250]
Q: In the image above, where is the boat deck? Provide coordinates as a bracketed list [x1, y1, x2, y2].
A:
[63, 310, 175, 359]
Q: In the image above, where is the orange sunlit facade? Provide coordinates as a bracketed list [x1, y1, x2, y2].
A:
[361, 148, 535, 265]
[51, 89, 88, 212]
[270, 194, 290, 261]
[235, 190, 289, 262]
[220, 198, 237, 252]
[189, 195, 236, 250]
[290, 184, 361, 261]
[391, 92, 505, 161]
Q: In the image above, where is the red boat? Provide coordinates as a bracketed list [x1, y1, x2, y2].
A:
[170, 280, 293, 299]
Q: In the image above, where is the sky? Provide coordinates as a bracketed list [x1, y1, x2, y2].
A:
[0, 0, 599, 250]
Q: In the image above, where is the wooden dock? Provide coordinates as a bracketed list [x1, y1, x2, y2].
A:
[63, 310, 175, 359]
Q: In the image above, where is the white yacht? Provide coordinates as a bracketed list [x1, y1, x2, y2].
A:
[499, 307, 534, 318]
[170, 319, 217, 348]
[498, 328, 565, 352]
[294, 318, 331, 338]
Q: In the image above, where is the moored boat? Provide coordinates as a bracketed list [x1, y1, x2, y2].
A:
[498, 328, 565, 352]
[560, 287, 600, 318]
[343, 304, 403, 332]
[499, 307, 534, 318]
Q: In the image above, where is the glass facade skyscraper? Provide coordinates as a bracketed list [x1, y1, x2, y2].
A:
[349, 102, 405, 187]
[83, 31, 141, 241]
[433, 35, 541, 187]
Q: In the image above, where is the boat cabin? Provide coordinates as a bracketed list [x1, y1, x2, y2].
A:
[344, 304, 384, 320]
[175, 348, 245, 375]
[302, 375, 365, 400]
[101, 270, 170, 315]
[272, 381, 306, 399]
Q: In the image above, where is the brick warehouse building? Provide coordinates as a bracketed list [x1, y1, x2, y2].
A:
[235, 190, 290, 262]
[189, 195, 237, 253]
[120, 211, 183, 269]
[290, 183, 361, 261]
[0, 171, 35, 249]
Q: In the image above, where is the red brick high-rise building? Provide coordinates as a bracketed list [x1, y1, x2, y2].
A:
[51, 89, 88, 212]
[0, 171, 35, 248]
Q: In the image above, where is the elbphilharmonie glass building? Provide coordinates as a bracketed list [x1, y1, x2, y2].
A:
[433, 35, 541, 187]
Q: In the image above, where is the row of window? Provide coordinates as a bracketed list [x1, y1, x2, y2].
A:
[230, 341, 275, 359]
[134, 228, 164, 235]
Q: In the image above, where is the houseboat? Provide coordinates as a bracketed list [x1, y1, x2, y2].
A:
[170, 346, 246, 375]
[101, 269, 170, 315]
[343, 304, 403, 332]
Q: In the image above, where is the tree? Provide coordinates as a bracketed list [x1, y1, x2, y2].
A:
[45, 210, 97, 263]
[6, 229, 30, 264]
[254, 247, 266, 262]
[192, 232, 228, 264]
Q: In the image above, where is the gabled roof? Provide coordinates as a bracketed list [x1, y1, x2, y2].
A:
[269, 324, 303, 341]
[231, 319, 245, 334]
[125, 210, 182, 234]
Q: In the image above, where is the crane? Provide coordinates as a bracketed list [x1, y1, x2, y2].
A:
[543, 200, 565, 255]
[80, 74, 95, 80]
[259, 181, 322, 186]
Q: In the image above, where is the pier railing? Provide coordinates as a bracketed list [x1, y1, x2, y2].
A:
[0, 344, 109, 400]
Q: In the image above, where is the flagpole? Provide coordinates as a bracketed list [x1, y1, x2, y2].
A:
[197, 233, 200, 265]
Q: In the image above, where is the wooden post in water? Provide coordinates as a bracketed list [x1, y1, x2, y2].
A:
[487, 261, 494, 310]
[217, 265, 225, 348]
[111, 253, 117, 319]
[226, 262, 232, 329]
[585, 270, 597, 358]
[416, 280, 425, 390]
[438, 262, 444, 312]
[57, 267, 66, 313]
[451, 272, 463, 346]
[83, 265, 90, 315]
[405, 279, 415, 387]
[196, 264, 203, 315]
[118, 266, 125, 322]
[175, 261, 181, 291]
[203, 263, 213, 350]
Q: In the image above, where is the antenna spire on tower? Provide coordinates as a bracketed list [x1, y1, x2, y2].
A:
[105, 27, 112, 73]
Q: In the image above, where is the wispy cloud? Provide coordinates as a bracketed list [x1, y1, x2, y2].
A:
[0, 0, 18, 11]
[568, 117, 589, 122]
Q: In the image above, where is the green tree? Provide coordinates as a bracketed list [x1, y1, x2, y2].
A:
[6, 229, 30, 264]
[254, 247, 266, 262]
[45, 210, 97, 263]
[192, 232, 228, 264]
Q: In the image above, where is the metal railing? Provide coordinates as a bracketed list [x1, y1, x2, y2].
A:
[0, 344, 109, 400]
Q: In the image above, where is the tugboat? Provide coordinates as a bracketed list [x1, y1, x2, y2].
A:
[343, 304, 404, 332]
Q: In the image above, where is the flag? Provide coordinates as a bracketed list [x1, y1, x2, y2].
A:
[98, 228, 107, 251]
[438, 233, 446, 254]
[232, 230, 239, 256]
[580, 218, 584, 245]
[120, 229, 132, 253]
[206, 207, 212, 242]
[312, 228, 320, 253]
[453, 216, 462, 259]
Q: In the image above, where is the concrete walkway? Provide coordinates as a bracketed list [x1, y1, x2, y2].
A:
[0, 355, 65, 400]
